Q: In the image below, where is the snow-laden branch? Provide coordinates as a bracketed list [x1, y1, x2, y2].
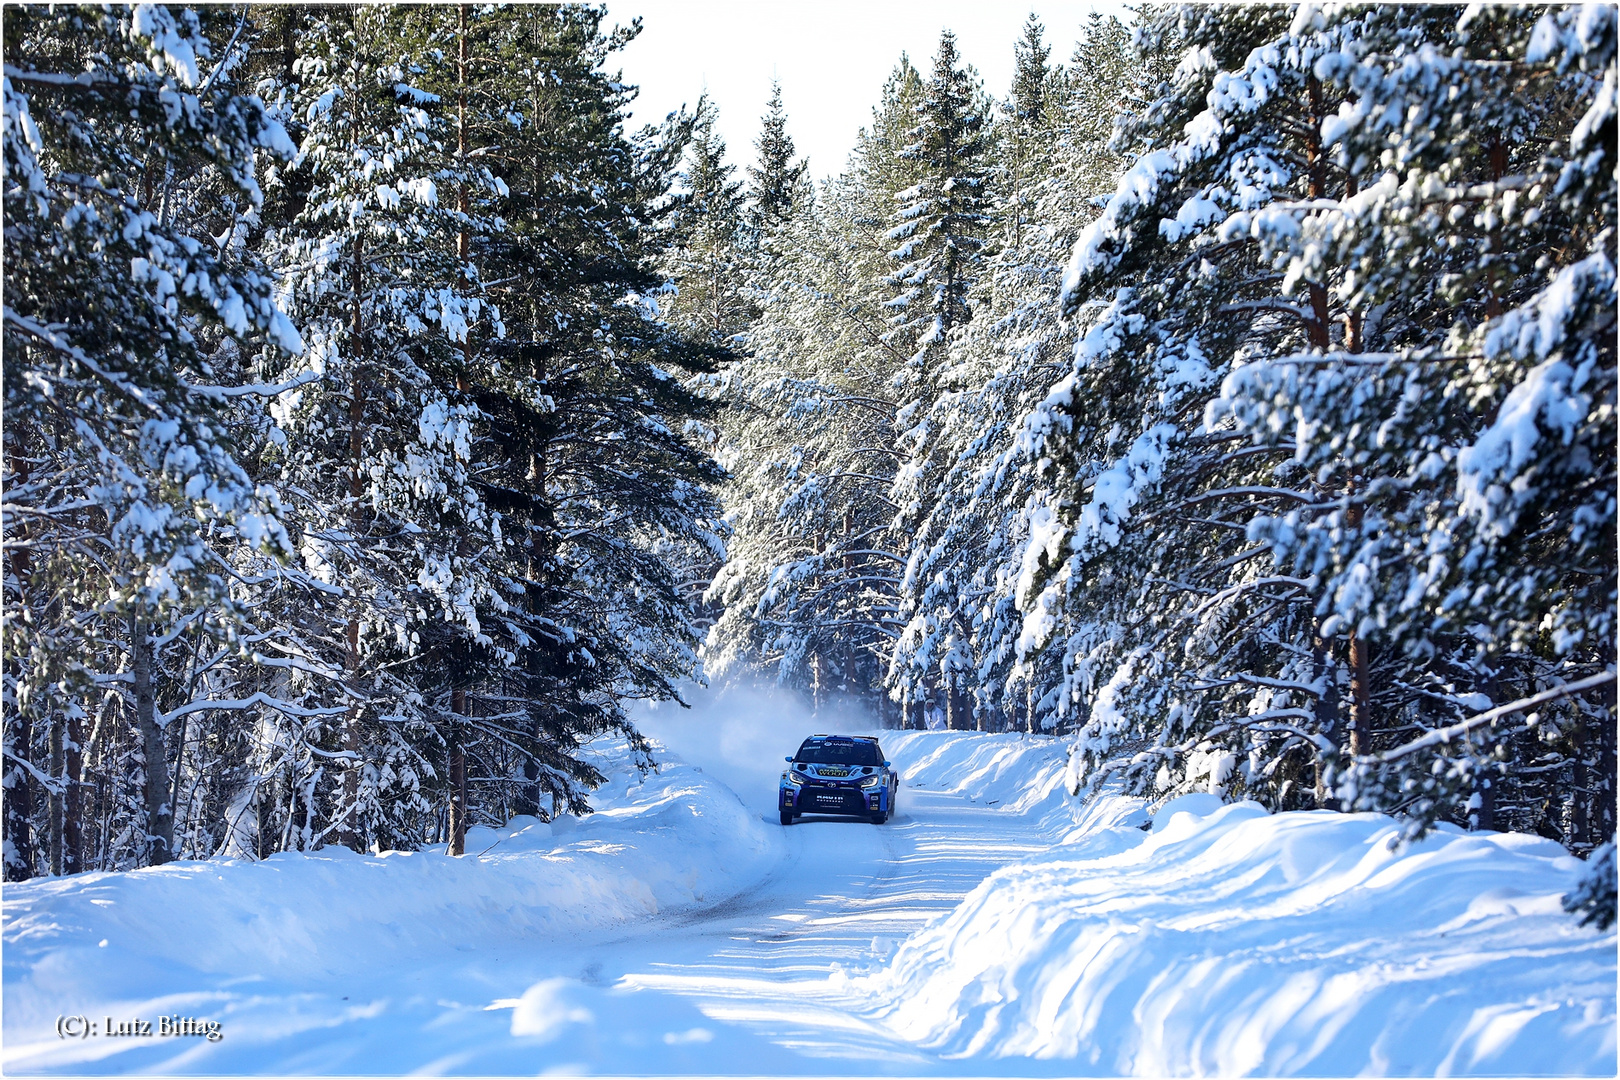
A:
[158, 691, 350, 728]
[5, 309, 166, 415]
[2, 748, 66, 794]
[1180, 486, 1327, 507]
[182, 369, 323, 400]
[1194, 575, 1315, 617]
[837, 549, 909, 564]
[1375, 671, 1616, 764]
[1187, 672, 1325, 697]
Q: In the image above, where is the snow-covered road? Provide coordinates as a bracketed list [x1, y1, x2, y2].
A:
[588, 778, 1079, 1072]
[5, 715, 1613, 1075]
[3, 728, 1094, 1075]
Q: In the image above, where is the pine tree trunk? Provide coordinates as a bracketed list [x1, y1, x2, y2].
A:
[1484, 138, 1508, 320]
[842, 509, 855, 698]
[132, 616, 172, 865]
[1303, 76, 1333, 350]
[516, 317, 549, 820]
[517, 58, 549, 819]
[4, 436, 37, 880]
[1346, 637, 1372, 756]
[166, 710, 187, 858]
[1471, 668, 1499, 830]
[4, 707, 35, 881]
[1475, 771, 1497, 832]
[48, 715, 63, 875]
[1343, 171, 1364, 350]
[1311, 636, 1340, 807]
[63, 712, 82, 873]
[1342, 488, 1373, 757]
[342, 230, 366, 851]
[1592, 726, 1616, 847]
[1012, 133, 1022, 252]
[342, 619, 361, 850]
[449, 75, 475, 860]
[518, 565, 543, 819]
[449, 689, 467, 856]
[1572, 755, 1590, 847]
[812, 652, 822, 716]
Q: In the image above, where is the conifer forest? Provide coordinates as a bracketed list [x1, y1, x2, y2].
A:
[2, 0, 1615, 937]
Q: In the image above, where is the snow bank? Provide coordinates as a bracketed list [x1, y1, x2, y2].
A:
[879, 729, 1147, 836]
[2, 738, 781, 1071]
[860, 792, 1616, 1075]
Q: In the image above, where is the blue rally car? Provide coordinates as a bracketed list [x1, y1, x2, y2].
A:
[779, 734, 897, 825]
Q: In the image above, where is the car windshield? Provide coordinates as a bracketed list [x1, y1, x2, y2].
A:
[796, 740, 882, 766]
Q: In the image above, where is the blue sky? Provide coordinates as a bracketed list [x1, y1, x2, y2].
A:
[601, 1, 1130, 183]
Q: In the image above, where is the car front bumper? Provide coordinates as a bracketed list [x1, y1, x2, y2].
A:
[781, 782, 889, 815]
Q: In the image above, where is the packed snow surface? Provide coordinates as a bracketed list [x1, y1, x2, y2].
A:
[4, 693, 1613, 1075]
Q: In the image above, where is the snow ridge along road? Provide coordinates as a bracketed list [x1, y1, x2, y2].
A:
[4, 729, 1614, 1075]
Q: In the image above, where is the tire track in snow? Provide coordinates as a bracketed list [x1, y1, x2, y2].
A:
[607, 778, 1067, 1070]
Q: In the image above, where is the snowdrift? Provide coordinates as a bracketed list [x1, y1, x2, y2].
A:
[881, 729, 1152, 837]
[2, 739, 781, 1071]
[859, 785, 1616, 1075]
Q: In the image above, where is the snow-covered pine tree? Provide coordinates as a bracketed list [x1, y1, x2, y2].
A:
[1004, 14, 1052, 254]
[3, 4, 303, 874]
[885, 31, 995, 729]
[887, 13, 1142, 736]
[1203, 3, 1617, 841]
[444, 4, 725, 825]
[1009, 4, 1614, 847]
[886, 30, 991, 372]
[664, 99, 750, 348]
[746, 80, 807, 234]
[250, 4, 507, 852]
[740, 79, 808, 349]
[703, 60, 925, 716]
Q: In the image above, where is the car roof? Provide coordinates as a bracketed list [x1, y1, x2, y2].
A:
[805, 734, 880, 743]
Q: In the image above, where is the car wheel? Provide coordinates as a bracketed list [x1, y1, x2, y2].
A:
[780, 809, 794, 825]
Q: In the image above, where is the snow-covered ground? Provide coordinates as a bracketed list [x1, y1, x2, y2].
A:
[4, 691, 1614, 1075]
[865, 793, 1614, 1074]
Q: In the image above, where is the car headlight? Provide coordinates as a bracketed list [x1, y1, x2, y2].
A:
[859, 774, 881, 788]
[787, 771, 806, 786]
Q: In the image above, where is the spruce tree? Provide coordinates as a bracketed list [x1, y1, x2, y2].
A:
[886, 31, 991, 369]
[702, 59, 927, 718]
[665, 100, 750, 348]
[883, 31, 994, 728]
[887, 13, 1141, 736]
[1006, 14, 1052, 251]
[747, 80, 806, 231]
[449, 5, 725, 823]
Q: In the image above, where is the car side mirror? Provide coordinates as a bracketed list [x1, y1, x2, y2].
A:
[883, 760, 892, 768]
[785, 756, 793, 763]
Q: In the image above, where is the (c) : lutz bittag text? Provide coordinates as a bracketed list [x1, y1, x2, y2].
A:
[57, 1015, 223, 1042]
